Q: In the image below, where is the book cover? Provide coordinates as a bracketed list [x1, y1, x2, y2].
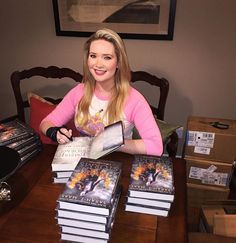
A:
[0, 119, 36, 146]
[128, 155, 175, 202]
[51, 121, 124, 172]
[58, 157, 122, 216]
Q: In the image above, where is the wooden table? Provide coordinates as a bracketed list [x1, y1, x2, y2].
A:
[0, 145, 187, 243]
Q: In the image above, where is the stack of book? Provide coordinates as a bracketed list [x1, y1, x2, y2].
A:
[51, 137, 91, 184]
[0, 119, 42, 168]
[125, 155, 175, 217]
[56, 157, 122, 243]
[51, 121, 124, 184]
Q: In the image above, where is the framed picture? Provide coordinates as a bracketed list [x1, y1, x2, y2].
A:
[52, 0, 177, 40]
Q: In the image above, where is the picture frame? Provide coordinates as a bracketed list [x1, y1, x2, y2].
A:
[52, 0, 177, 40]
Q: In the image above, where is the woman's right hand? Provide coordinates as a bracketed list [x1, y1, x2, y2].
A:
[57, 127, 73, 144]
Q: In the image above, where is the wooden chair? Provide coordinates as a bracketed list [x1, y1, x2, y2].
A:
[10, 66, 83, 122]
[130, 71, 178, 157]
[10, 66, 178, 157]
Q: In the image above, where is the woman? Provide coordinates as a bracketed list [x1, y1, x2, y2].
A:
[40, 28, 163, 156]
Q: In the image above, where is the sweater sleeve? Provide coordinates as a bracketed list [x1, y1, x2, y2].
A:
[41, 84, 84, 126]
[124, 88, 163, 156]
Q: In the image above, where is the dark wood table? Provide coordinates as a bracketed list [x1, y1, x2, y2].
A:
[0, 145, 187, 243]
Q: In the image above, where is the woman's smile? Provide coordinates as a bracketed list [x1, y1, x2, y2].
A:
[88, 39, 117, 85]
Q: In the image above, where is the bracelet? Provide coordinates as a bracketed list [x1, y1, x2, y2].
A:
[46, 126, 65, 142]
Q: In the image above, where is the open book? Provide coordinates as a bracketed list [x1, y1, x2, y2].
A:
[51, 121, 124, 171]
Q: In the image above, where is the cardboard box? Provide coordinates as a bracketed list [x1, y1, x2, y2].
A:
[184, 116, 236, 163]
[200, 205, 225, 233]
[187, 183, 230, 207]
[214, 214, 236, 237]
[187, 183, 230, 231]
[200, 204, 236, 238]
[186, 157, 235, 189]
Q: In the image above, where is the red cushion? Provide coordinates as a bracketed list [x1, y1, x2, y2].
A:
[29, 96, 78, 144]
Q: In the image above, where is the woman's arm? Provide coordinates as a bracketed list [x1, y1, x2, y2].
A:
[118, 138, 146, 154]
[40, 84, 84, 143]
[122, 88, 163, 156]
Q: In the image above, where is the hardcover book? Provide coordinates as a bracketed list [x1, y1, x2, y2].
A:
[126, 196, 171, 209]
[128, 155, 175, 202]
[60, 225, 110, 240]
[53, 171, 73, 179]
[53, 177, 68, 184]
[125, 204, 169, 217]
[57, 217, 108, 231]
[15, 140, 42, 157]
[19, 147, 42, 167]
[57, 185, 122, 225]
[0, 119, 36, 146]
[61, 233, 108, 243]
[58, 157, 122, 216]
[51, 121, 124, 172]
[7, 135, 40, 151]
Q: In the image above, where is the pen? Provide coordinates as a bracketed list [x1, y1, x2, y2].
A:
[59, 130, 73, 141]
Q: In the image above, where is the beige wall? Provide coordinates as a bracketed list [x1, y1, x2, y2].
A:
[1, 0, 236, 154]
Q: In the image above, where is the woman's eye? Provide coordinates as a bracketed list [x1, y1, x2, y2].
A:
[89, 54, 96, 58]
[104, 56, 112, 60]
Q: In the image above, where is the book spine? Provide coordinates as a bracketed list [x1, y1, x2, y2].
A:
[17, 140, 42, 157]
[19, 147, 42, 167]
[7, 135, 39, 151]
[0, 133, 33, 146]
[105, 185, 122, 231]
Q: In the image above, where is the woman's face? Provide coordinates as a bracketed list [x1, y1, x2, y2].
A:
[88, 39, 118, 86]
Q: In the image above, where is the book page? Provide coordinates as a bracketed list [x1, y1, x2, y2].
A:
[88, 121, 124, 159]
[53, 137, 92, 165]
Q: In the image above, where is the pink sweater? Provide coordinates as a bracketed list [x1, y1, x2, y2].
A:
[42, 84, 163, 156]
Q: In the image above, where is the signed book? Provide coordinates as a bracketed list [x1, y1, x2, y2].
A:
[51, 121, 124, 172]
[57, 157, 122, 216]
[128, 155, 175, 202]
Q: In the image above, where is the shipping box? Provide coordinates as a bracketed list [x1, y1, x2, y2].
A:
[184, 116, 236, 163]
[200, 204, 236, 238]
[186, 157, 235, 189]
[187, 183, 230, 207]
[187, 183, 230, 231]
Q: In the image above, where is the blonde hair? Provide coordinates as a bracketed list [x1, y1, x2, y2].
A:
[76, 28, 131, 126]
